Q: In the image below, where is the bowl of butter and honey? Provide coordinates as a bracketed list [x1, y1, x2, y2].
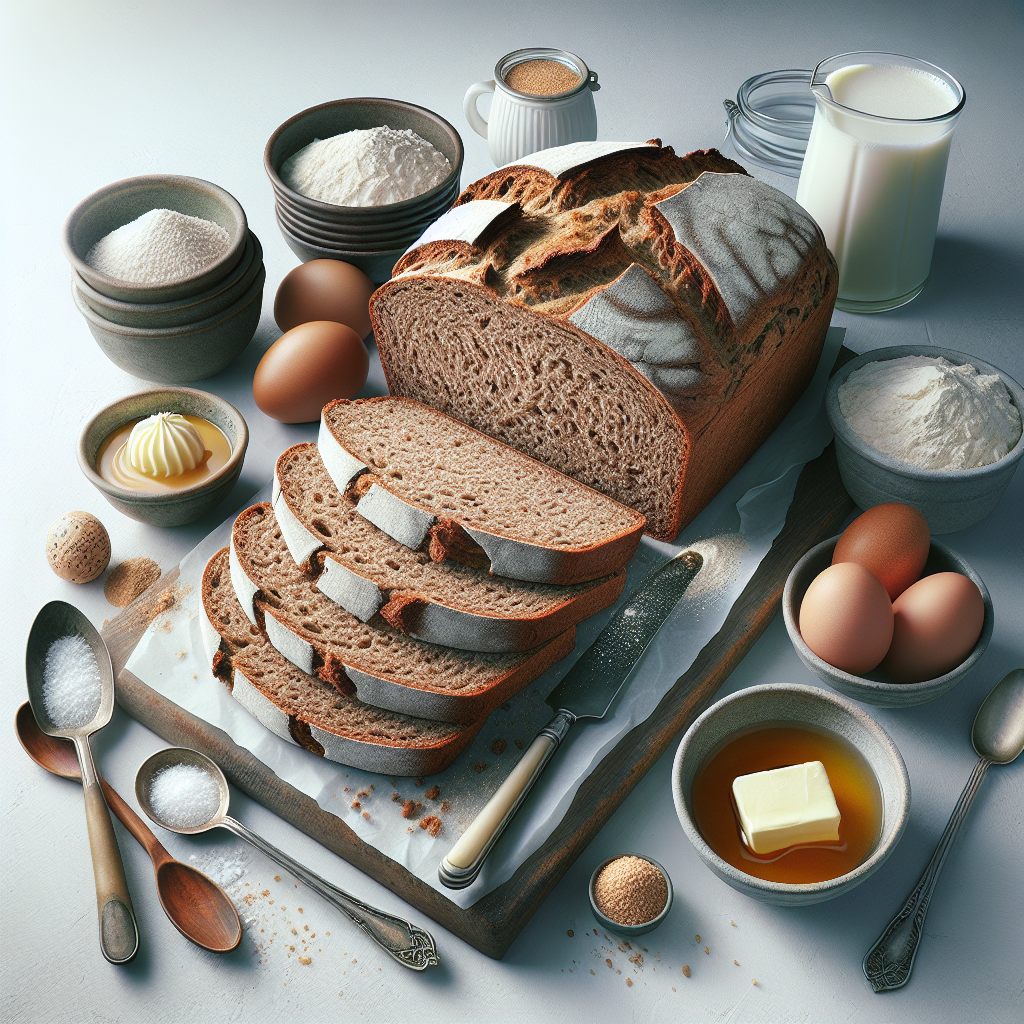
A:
[78, 387, 247, 527]
[671, 683, 910, 905]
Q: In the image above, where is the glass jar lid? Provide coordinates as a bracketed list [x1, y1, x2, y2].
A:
[724, 69, 814, 176]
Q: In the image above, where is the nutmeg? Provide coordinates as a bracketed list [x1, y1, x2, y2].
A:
[46, 512, 111, 583]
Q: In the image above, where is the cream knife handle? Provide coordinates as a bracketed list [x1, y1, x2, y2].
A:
[438, 711, 574, 890]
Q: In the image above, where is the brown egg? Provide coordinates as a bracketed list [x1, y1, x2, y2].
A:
[253, 321, 369, 423]
[882, 572, 984, 683]
[799, 562, 893, 674]
[833, 503, 930, 600]
[274, 259, 374, 338]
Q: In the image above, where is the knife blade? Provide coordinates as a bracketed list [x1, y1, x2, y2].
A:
[438, 549, 703, 889]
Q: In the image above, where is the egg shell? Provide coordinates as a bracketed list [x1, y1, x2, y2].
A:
[253, 321, 369, 423]
[833, 503, 930, 600]
[274, 259, 374, 337]
[799, 562, 893, 675]
[881, 572, 984, 683]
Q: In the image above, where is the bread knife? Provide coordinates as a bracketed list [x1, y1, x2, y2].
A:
[438, 549, 703, 889]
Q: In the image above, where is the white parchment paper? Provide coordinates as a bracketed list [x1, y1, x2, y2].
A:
[125, 327, 844, 908]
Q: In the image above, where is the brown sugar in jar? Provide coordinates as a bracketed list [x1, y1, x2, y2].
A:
[504, 59, 582, 96]
[592, 855, 669, 927]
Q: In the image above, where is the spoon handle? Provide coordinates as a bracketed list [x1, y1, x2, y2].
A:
[99, 778, 169, 865]
[863, 756, 991, 992]
[221, 817, 439, 970]
[74, 736, 140, 965]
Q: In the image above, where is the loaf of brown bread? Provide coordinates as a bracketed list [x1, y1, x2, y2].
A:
[371, 140, 838, 540]
[201, 548, 483, 775]
[270, 442, 625, 652]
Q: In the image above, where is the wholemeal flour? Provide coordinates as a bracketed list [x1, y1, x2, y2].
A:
[838, 355, 1022, 470]
[280, 126, 451, 207]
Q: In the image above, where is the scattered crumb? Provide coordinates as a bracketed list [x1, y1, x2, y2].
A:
[734, 959, 739, 965]
[491, 738, 507, 755]
[298, 908, 303, 913]
[299, 956, 311, 965]
[705, 947, 710, 955]
[390, 791, 401, 802]
[419, 816, 442, 836]
[262, 890, 270, 896]
[357, 789, 369, 797]
[695, 934, 700, 942]
[425, 786, 440, 800]
[440, 800, 450, 813]
[590, 969, 595, 975]
[472, 761, 487, 773]
[682, 965, 690, 977]
[731, 920, 736, 927]
[629, 953, 643, 966]
[752, 979, 757, 986]
[274, 876, 281, 882]
[514, 739, 524, 749]
[672, 987, 676, 992]
[291, 927, 297, 935]
[362, 811, 371, 821]
[626, 978, 632, 987]
[401, 800, 419, 819]
[567, 929, 574, 937]
[605, 959, 613, 969]
[414, 778, 423, 787]
[350, 800, 361, 810]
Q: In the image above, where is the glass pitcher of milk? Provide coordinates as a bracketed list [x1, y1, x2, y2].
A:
[796, 52, 965, 313]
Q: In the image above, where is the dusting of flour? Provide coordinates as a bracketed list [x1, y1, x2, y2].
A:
[838, 355, 1021, 470]
[281, 126, 451, 207]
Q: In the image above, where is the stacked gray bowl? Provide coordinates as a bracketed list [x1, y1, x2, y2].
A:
[63, 175, 265, 384]
[265, 98, 464, 283]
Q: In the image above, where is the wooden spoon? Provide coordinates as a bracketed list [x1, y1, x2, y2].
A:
[16, 702, 241, 953]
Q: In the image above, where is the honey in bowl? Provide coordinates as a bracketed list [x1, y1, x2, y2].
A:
[97, 414, 231, 493]
[691, 723, 882, 884]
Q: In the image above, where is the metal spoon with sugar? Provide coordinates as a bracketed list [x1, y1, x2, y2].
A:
[135, 747, 440, 970]
[25, 601, 140, 964]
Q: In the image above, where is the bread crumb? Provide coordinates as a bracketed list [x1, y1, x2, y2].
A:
[350, 799, 361, 809]
[682, 965, 690, 977]
[357, 789, 369, 797]
[472, 761, 487, 773]
[491, 738, 507, 755]
[274, 876, 281, 882]
[695, 934, 700, 942]
[731, 919, 736, 927]
[262, 890, 270, 896]
[425, 785, 440, 800]
[626, 978, 632, 987]
[419, 815, 442, 836]
[567, 929, 574, 937]
[414, 778, 423, 786]
[440, 800, 450, 812]
[291, 927, 297, 935]
[590, 969, 595, 975]
[299, 956, 311, 965]
[605, 959, 613, 969]
[752, 978, 757, 986]
[390, 791, 401, 802]
[298, 908, 303, 913]
[362, 811, 371, 821]
[401, 800, 418, 818]
[705, 947, 710, 954]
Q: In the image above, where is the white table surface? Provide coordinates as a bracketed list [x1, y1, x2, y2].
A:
[2, 1, 1022, 1021]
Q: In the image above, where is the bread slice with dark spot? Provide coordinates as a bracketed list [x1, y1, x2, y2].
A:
[270, 442, 625, 651]
[317, 397, 646, 584]
[201, 548, 483, 775]
[228, 505, 575, 723]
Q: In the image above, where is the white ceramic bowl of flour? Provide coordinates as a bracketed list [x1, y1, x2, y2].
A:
[825, 345, 1024, 533]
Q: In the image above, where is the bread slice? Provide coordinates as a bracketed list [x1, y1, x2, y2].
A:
[229, 503, 575, 723]
[317, 397, 646, 585]
[270, 442, 625, 652]
[372, 143, 836, 540]
[202, 548, 481, 775]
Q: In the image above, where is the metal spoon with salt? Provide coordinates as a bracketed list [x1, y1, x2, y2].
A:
[25, 601, 139, 964]
[864, 668, 1024, 992]
[135, 747, 440, 970]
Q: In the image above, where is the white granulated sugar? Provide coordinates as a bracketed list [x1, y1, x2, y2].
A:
[188, 849, 248, 891]
[149, 763, 222, 828]
[281, 126, 451, 207]
[838, 355, 1022, 470]
[86, 208, 231, 285]
[43, 634, 101, 729]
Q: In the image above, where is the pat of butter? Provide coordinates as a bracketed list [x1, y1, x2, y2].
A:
[731, 761, 840, 855]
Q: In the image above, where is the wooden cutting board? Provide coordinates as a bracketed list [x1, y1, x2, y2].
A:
[101, 351, 855, 959]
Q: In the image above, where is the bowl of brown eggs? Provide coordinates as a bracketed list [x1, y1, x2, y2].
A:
[783, 504, 993, 708]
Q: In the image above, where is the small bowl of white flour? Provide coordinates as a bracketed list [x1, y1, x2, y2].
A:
[826, 345, 1024, 533]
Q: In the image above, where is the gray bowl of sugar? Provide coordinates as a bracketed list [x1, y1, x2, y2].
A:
[62, 175, 248, 303]
[826, 345, 1024, 533]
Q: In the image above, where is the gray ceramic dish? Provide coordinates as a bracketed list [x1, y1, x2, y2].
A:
[274, 213, 405, 284]
[63, 175, 248, 303]
[274, 199, 453, 249]
[264, 97, 464, 222]
[672, 683, 910, 906]
[78, 387, 248, 527]
[72, 266, 264, 383]
[825, 345, 1024, 533]
[783, 535, 993, 708]
[588, 854, 674, 937]
[74, 231, 263, 329]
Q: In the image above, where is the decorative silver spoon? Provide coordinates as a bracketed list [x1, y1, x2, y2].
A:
[135, 747, 440, 970]
[863, 668, 1024, 992]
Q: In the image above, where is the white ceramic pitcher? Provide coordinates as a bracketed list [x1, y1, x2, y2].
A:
[464, 48, 600, 166]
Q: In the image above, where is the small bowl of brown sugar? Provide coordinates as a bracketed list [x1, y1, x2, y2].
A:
[589, 853, 673, 937]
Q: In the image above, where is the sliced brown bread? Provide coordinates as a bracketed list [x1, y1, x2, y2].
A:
[270, 442, 626, 652]
[229, 503, 575, 723]
[317, 397, 646, 585]
[371, 142, 837, 540]
[201, 549, 481, 775]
